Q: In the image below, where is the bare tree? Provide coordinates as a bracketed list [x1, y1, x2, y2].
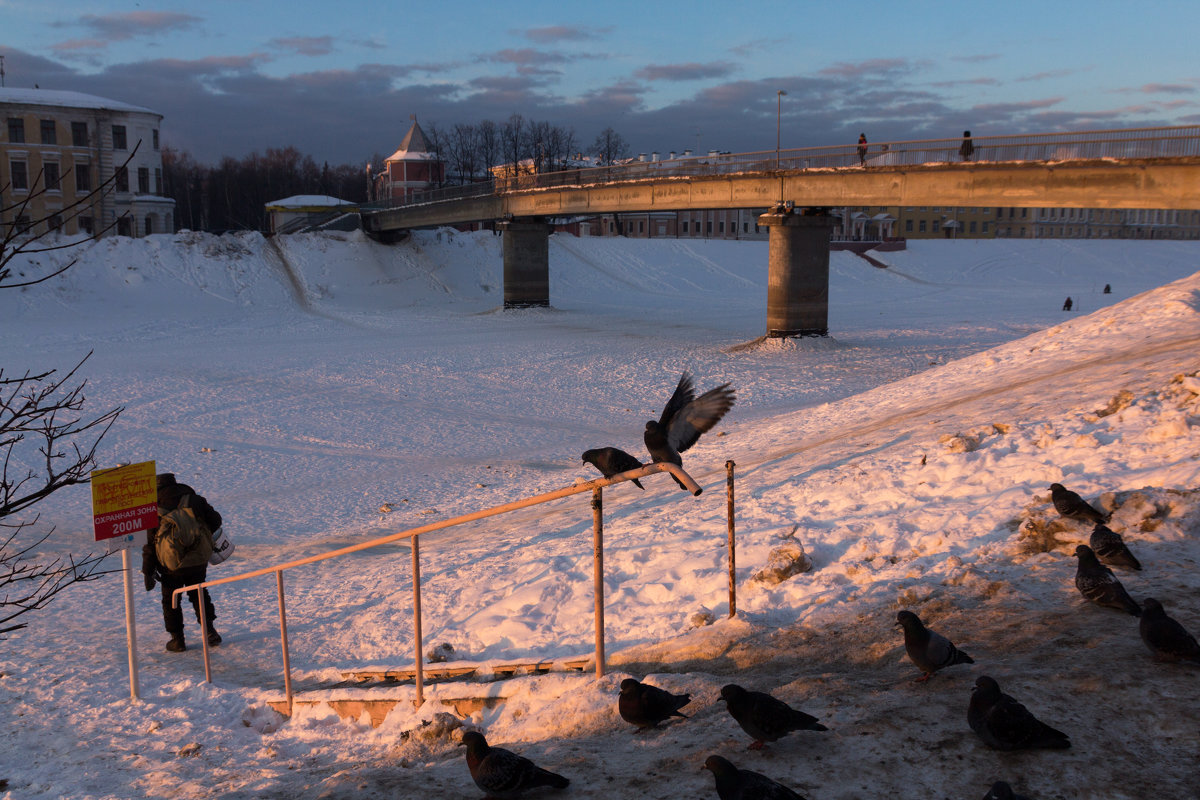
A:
[500, 113, 528, 175]
[592, 127, 629, 166]
[477, 120, 501, 179]
[448, 123, 480, 184]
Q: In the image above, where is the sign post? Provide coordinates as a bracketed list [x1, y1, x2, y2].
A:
[91, 460, 158, 702]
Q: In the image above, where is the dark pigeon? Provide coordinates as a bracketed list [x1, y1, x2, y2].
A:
[896, 610, 974, 681]
[1089, 523, 1142, 570]
[983, 781, 1034, 800]
[644, 371, 735, 490]
[968, 676, 1070, 751]
[582, 447, 645, 489]
[462, 731, 569, 799]
[1074, 544, 1141, 616]
[1139, 598, 1200, 664]
[1049, 483, 1107, 524]
[618, 677, 690, 729]
[703, 755, 807, 800]
[720, 684, 827, 750]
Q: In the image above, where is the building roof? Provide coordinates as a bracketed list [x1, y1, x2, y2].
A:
[385, 119, 440, 162]
[265, 195, 355, 209]
[0, 87, 159, 116]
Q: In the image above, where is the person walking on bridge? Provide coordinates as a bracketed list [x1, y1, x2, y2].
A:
[857, 133, 868, 166]
[960, 130, 975, 162]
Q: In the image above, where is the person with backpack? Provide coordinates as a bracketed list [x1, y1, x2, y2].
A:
[141, 473, 223, 652]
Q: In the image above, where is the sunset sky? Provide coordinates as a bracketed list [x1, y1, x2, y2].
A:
[2, 0, 1197, 166]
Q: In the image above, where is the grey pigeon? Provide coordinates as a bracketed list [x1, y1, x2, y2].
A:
[1089, 523, 1141, 570]
[1049, 483, 1107, 524]
[703, 755, 807, 800]
[582, 447, 645, 489]
[644, 371, 735, 490]
[720, 684, 827, 750]
[462, 731, 569, 799]
[618, 677, 690, 729]
[968, 676, 1070, 751]
[1139, 598, 1200, 664]
[983, 781, 1033, 800]
[896, 610, 974, 681]
[1074, 544, 1141, 616]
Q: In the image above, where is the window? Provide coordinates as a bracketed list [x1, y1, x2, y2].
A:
[79, 216, 93, 235]
[75, 163, 91, 192]
[743, 222, 749, 233]
[682, 220, 688, 233]
[145, 214, 154, 235]
[982, 222, 989, 233]
[48, 214, 63, 232]
[719, 220, 724, 234]
[72, 121, 88, 147]
[706, 220, 712, 234]
[10, 160, 28, 190]
[138, 166, 149, 193]
[919, 220, 927, 233]
[40, 119, 57, 145]
[7, 118, 25, 143]
[112, 125, 127, 150]
[154, 167, 162, 194]
[44, 162, 60, 191]
[115, 166, 129, 192]
[905, 219, 913, 232]
[969, 221, 977, 233]
[638, 220, 644, 234]
[117, 216, 132, 237]
[152, 129, 159, 149]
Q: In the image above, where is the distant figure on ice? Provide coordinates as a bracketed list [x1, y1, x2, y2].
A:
[1104, 283, 1112, 294]
[1062, 297, 1073, 311]
[960, 130, 975, 162]
[142, 472, 223, 652]
[857, 133, 868, 165]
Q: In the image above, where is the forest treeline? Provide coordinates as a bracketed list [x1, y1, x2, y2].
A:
[162, 115, 628, 232]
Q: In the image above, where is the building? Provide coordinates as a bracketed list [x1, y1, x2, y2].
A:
[371, 118, 444, 202]
[265, 195, 357, 235]
[1, 87, 175, 238]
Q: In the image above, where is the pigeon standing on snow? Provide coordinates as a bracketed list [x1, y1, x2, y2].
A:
[461, 731, 569, 798]
[982, 781, 1034, 800]
[644, 371, 735, 490]
[720, 684, 828, 750]
[1139, 598, 1200, 664]
[1074, 544, 1141, 616]
[703, 755, 807, 800]
[1089, 524, 1142, 570]
[968, 676, 1070, 750]
[581, 447, 645, 489]
[1049, 483, 1107, 524]
[618, 678, 691, 729]
[896, 610, 974, 681]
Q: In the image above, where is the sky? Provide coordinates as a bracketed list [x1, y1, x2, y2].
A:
[2, 1, 1200, 166]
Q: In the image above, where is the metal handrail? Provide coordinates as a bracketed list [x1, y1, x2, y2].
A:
[359, 125, 1200, 214]
[173, 461, 708, 710]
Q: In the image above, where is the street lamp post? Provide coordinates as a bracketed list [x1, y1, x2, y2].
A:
[776, 90, 787, 168]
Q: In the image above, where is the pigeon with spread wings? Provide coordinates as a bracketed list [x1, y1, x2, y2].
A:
[644, 371, 735, 492]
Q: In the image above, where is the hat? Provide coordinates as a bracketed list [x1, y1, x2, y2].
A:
[156, 473, 177, 488]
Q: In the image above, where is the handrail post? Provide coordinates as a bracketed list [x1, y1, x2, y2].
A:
[198, 581, 212, 683]
[592, 486, 605, 678]
[726, 460, 737, 618]
[276, 570, 293, 712]
[412, 534, 424, 708]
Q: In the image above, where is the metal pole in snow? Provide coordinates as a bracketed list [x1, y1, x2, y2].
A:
[726, 461, 737, 618]
[412, 534, 424, 707]
[121, 549, 140, 701]
[277, 570, 293, 712]
[592, 487, 605, 678]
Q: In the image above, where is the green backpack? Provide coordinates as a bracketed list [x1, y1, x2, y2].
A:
[155, 494, 214, 572]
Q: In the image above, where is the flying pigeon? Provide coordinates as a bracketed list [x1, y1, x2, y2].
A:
[1089, 524, 1142, 570]
[1049, 483, 1107, 524]
[896, 610, 974, 681]
[461, 731, 569, 798]
[644, 371, 735, 490]
[982, 781, 1033, 800]
[1074, 544, 1141, 616]
[618, 678, 691, 729]
[720, 684, 827, 750]
[582, 447, 645, 489]
[968, 676, 1070, 750]
[1139, 598, 1200, 664]
[703, 755, 808, 800]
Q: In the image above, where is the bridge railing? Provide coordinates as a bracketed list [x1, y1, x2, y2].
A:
[359, 125, 1200, 215]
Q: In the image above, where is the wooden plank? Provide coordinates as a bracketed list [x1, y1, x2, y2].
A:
[341, 657, 591, 684]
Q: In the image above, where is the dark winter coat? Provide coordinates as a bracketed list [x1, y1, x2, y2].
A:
[142, 473, 222, 579]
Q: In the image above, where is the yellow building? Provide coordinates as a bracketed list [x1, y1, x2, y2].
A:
[1, 88, 174, 238]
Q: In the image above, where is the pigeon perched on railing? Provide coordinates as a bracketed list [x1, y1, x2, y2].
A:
[720, 684, 827, 750]
[703, 755, 808, 800]
[968, 676, 1070, 750]
[461, 731, 569, 798]
[982, 780, 1034, 800]
[581, 447, 645, 489]
[618, 678, 690, 729]
[1089, 524, 1142, 570]
[644, 371, 734, 490]
[1074, 544, 1141, 616]
[896, 610, 974, 681]
[1049, 483, 1107, 524]
[1139, 598, 1200, 664]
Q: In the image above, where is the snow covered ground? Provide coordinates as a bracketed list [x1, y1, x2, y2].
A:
[1, 229, 1198, 799]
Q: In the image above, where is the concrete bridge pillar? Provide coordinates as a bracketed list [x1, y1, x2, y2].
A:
[498, 218, 552, 308]
[757, 209, 836, 337]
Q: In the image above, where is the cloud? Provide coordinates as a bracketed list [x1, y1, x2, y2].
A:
[517, 25, 609, 43]
[1111, 83, 1197, 95]
[951, 53, 1002, 63]
[819, 58, 918, 80]
[728, 37, 788, 57]
[270, 36, 335, 57]
[930, 77, 1001, 88]
[76, 11, 202, 41]
[635, 62, 735, 82]
[1015, 68, 1078, 82]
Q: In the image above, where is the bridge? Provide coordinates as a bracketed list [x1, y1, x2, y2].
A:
[361, 126, 1200, 336]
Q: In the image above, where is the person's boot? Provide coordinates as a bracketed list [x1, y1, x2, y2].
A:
[166, 634, 186, 652]
[206, 626, 222, 647]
